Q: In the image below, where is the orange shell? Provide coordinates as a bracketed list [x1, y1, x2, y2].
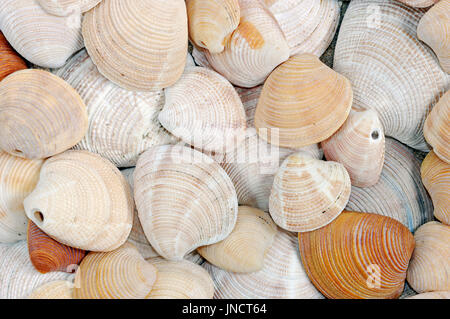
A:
[0, 32, 27, 82]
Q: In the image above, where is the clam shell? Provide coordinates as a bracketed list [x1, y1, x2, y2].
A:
[346, 138, 434, 232]
[255, 54, 353, 148]
[0, 0, 83, 68]
[24, 150, 134, 252]
[197, 206, 277, 273]
[407, 221, 450, 293]
[134, 145, 238, 261]
[396, 0, 439, 8]
[203, 228, 323, 299]
[146, 258, 214, 299]
[0, 32, 27, 82]
[270, 152, 351, 232]
[424, 91, 450, 163]
[0, 152, 43, 243]
[73, 243, 157, 299]
[0, 69, 88, 159]
[37, 0, 102, 16]
[28, 280, 73, 299]
[407, 291, 450, 299]
[334, 0, 450, 151]
[298, 211, 415, 299]
[158, 66, 247, 153]
[82, 0, 188, 91]
[186, 0, 240, 53]
[322, 109, 385, 187]
[55, 50, 176, 167]
[28, 221, 86, 274]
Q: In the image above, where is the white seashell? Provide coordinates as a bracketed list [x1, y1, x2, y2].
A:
[396, 0, 439, 8]
[37, 0, 102, 16]
[407, 291, 450, 299]
[28, 280, 73, 299]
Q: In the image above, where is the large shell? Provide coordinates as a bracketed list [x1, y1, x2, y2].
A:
[407, 291, 450, 299]
[0, 32, 27, 82]
[322, 109, 385, 187]
[28, 281, 73, 299]
[158, 67, 246, 153]
[28, 221, 86, 274]
[200, 0, 290, 87]
[0, 152, 43, 243]
[270, 152, 351, 232]
[334, 0, 449, 151]
[186, 0, 240, 53]
[396, 0, 439, 7]
[134, 145, 238, 261]
[0, 69, 88, 159]
[407, 221, 450, 293]
[82, 0, 187, 91]
[37, 0, 102, 16]
[255, 54, 353, 148]
[346, 138, 434, 232]
[55, 50, 176, 167]
[24, 150, 134, 252]
[197, 206, 277, 273]
[298, 211, 415, 299]
[203, 228, 323, 299]
[424, 91, 449, 163]
[146, 258, 214, 299]
[73, 243, 157, 299]
[0, 0, 83, 68]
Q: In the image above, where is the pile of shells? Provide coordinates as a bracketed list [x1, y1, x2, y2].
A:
[0, 0, 448, 300]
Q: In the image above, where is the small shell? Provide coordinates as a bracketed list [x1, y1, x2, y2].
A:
[158, 67, 246, 153]
[28, 221, 86, 274]
[24, 150, 134, 252]
[186, 0, 240, 53]
[0, 152, 43, 243]
[396, 0, 439, 8]
[424, 91, 450, 163]
[37, 0, 102, 16]
[407, 291, 450, 299]
[270, 152, 351, 232]
[0, 0, 83, 68]
[255, 54, 353, 148]
[322, 109, 385, 187]
[0, 32, 27, 82]
[146, 258, 214, 299]
[407, 221, 450, 293]
[197, 206, 277, 273]
[55, 50, 176, 167]
[298, 211, 415, 299]
[73, 243, 158, 299]
[0, 69, 88, 159]
[204, 228, 323, 299]
[82, 0, 187, 91]
[28, 281, 73, 299]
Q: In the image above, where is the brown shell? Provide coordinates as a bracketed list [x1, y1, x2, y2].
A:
[0, 32, 27, 82]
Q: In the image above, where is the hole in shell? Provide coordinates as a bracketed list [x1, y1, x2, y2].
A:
[34, 211, 44, 224]
[13, 149, 23, 155]
[371, 130, 380, 140]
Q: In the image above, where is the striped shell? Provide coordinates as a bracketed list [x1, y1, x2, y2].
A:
[298, 211, 415, 299]
[407, 291, 450, 299]
[0, 32, 27, 82]
[0, 69, 88, 159]
[28, 280, 73, 299]
[37, 0, 102, 16]
[396, 0, 439, 8]
[82, 0, 187, 91]
[255, 54, 353, 148]
[24, 150, 134, 252]
[134, 145, 238, 261]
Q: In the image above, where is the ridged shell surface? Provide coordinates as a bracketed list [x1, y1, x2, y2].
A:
[37, 0, 102, 16]
[0, 32, 27, 82]
[407, 291, 450, 299]
[396, 0, 439, 8]
[28, 280, 73, 299]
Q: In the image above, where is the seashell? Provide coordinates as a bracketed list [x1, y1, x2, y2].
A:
[424, 91, 450, 163]
[396, 0, 439, 8]
[255, 54, 353, 148]
[0, 0, 83, 68]
[192, 44, 213, 69]
[0, 241, 71, 299]
[158, 66, 247, 153]
[334, 0, 450, 151]
[146, 258, 214, 299]
[407, 291, 450, 299]
[24, 150, 134, 252]
[346, 138, 434, 232]
[260, 0, 340, 56]
[28, 221, 86, 274]
[82, 0, 187, 91]
[204, 228, 323, 299]
[201, 0, 290, 87]
[0, 32, 27, 82]
[0, 69, 88, 159]
[298, 211, 415, 299]
[0, 152, 43, 243]
[322, 109, 385, 187]
[73, 243, 157, 299]
[270, 152, 351, 232]
[37, 0, 102, 16]
[134, 145, 238, 261]
[407, 221, 450, 293]
[55, 50, 176, 167]
[186, 0, 240, 53]
[235, 85, 263, 127]
[197, 206, 277, 273]
[417, 0, 450, 73]
[28, 280, 73, 299]
[421, 151, 449, 225]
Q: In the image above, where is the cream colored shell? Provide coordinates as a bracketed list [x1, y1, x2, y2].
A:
[407, 291, 450, 299]
[37, 0, 102, 16]
[396, 0, 439, 8]
[28, 281, 73, 299]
